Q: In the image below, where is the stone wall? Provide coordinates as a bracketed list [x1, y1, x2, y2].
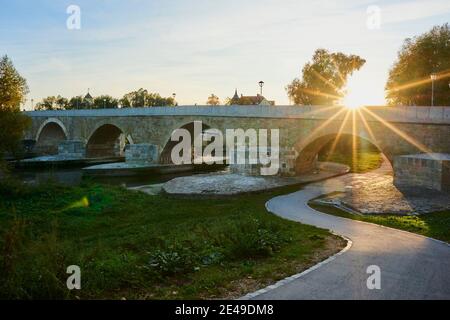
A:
[58, 140, 86, 158]
[394, 153, 450, 193]
[125, 144, 159, 164]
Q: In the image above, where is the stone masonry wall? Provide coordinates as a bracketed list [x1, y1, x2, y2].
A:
[57, 140, 86, 158]
[394, 154, 450, 193]
[125, 144, 159, 164]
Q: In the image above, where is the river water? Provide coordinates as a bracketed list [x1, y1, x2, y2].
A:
[13, 166, 227, 188]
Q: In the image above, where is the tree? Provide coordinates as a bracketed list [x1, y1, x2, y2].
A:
[286, 49, 366, 105]
[35, 95, 68, 110]
[56, 96, 69, 109]
[93, 95, 119, 109]
[386, 24, 450, 106]
[120, 88, 175, 108]
[67, 96, 84, 110]
[35, 96, 56, 110]
[0, 55, 31, 162]
[206, 94, 220, 106]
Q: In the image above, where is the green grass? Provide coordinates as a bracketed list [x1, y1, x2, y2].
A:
[0, 179, 345, 299]
[318, 136, 383, 173]
[319, 151, 382, 173]
[309, 202, 450, 243]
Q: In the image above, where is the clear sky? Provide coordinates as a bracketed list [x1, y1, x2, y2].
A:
[1, 0, 449, 109]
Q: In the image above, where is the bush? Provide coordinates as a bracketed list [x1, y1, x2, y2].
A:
[143, 218, 292, 277]
[213, 218, 290, 259]
[147, 243, 196, 276]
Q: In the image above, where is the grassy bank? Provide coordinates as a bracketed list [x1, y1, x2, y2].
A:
[320, 151, 382, 173]
[309, 202, 450, 242]
[318, 136, 383, 173]
[0, 179, 345, 299]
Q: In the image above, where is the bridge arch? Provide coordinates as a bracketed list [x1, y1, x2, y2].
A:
[35, 118, 68, 155]
[86, 124, 132, 158]
[293, 132, 390, 174]
[160, 121, 212, 164]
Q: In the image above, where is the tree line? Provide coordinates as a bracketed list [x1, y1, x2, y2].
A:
[35, 92, 256, 109]
[35, 88, 176, 110]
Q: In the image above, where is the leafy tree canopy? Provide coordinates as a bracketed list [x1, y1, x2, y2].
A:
[0, 55, 31, 161]
[35, 95, 68, 110]
[120, 88, 175, 108]
[386, 23, 450, 106]
[206, 94, 220, 106]
[286, 49, 366, 105]
[67, 96, 84, 110]
[93, 95, 119, 109]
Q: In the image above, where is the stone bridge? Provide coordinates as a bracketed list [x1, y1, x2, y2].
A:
[25, 105, 450, 176]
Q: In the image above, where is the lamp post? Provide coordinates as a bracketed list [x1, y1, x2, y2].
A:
[31, 99, 34, 110]
[258, 81, 264, 96]
[431, 73, 437, 106]
[103, 98, 106, 109]
[172, 93, 177, 106]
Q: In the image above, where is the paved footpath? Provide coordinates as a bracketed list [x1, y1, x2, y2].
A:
[245, 164, 450, 300]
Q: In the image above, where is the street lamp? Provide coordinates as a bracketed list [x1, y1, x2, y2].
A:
[430, 73, 437, 106]
[172, 93, 177, 106]
[31, 99, 34, 110]
[258, 81, 264, 96]
[103, 98, 106, 109]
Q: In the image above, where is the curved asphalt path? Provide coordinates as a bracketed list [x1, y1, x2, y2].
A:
[247, 164, 450, 300]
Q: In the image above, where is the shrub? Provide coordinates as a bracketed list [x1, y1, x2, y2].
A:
[213, 218, 290, 259]
[147, 244, 196, 276]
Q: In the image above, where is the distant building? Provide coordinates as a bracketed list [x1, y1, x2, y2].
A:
[230, 89, 275, 106]
[84, 89, 94, 106]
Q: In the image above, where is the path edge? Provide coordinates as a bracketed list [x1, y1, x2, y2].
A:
[238, 202, 353, 300]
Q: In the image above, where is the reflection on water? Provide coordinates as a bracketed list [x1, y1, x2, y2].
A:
[14, 167, 228, 188]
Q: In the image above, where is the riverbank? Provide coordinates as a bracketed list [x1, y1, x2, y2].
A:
[309, 203, 450, 242]
[0, 179, 345, 299]
[307, 159, 450, 241]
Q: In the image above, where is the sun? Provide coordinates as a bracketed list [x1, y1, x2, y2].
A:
[342, 76, 367, 109]
[342, 91, 365, 109]
[341, 71, 385, 109]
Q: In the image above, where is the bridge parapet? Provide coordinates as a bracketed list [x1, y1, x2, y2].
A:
[25, 105, 450, 124]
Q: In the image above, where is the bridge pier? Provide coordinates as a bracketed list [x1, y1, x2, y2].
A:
[125, 144, 159, 164]
[394, 153, 450, 193]
[58, 140, 86, 159]
[229, 147, 298, 176]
